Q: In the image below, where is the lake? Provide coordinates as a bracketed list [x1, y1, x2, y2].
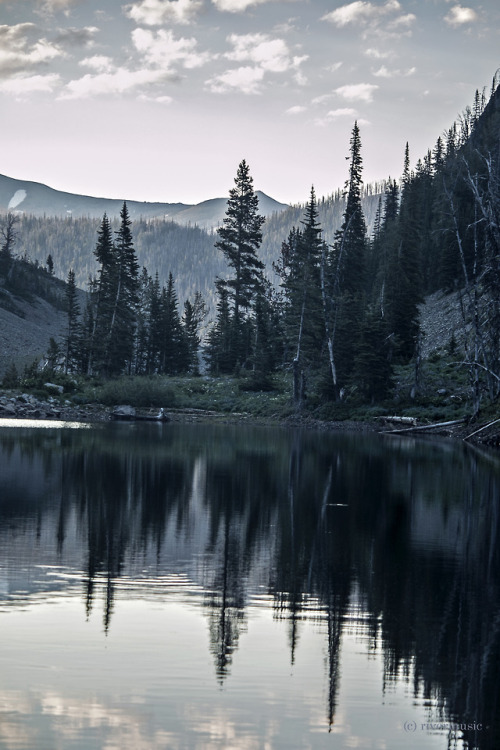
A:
[0, 419, 499, 750]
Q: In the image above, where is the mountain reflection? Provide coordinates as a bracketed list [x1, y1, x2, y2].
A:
[0, 422, 499, 748]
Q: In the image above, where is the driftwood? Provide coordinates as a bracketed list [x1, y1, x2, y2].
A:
[381, 419, 465, 435]
[463, 417, 500, 442]
[376, 415, 418, 425]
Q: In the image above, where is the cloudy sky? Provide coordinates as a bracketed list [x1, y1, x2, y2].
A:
[0, 0, 498, 205]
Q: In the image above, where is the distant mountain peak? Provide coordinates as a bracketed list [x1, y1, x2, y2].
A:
[0, 173, 289, 227]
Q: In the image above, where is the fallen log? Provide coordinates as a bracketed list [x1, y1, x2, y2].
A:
[463, 417, 500, 442]
[381, 418, 465, 435]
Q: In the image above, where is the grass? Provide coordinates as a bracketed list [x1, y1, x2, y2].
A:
[2, 348, 489, 425]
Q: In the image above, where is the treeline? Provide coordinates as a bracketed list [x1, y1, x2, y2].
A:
[202, 73, 500, 408]
[62, 205, 208, 378]
[14, 214, 223, 311]
[10, 187, 387, 316]
[4, 71, 500, 412]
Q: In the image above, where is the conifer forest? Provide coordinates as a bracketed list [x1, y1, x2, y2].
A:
[1, 74, 500, 417]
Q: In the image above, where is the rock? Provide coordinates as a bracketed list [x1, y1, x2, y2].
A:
[44, 383, 64, 394]
[112, 405, 136, 419]
[0, 403, 17, 415]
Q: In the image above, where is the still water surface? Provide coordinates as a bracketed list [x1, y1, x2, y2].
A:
[0, 420, 499, 750]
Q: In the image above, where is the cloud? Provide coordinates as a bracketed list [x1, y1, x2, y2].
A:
[60, 27, 212, 100]
[53, 27, 99, 48]
[311, 93, 334, 105]
[225, 33, 297, 73]
[59, 66, 173, 99]
[314, 107, 357, 127]
[207, 32, 307, 93]
[321, 0, 401, 27]
[388, 12, 415, 28]
[372, 65, 416, 78]
[125, 0, 203, 26]
[322, 0, 415, 40]
[0, 72, 60, 96]
[132, 28, 211, 69]
[221, 32, 307, 87]
[364, 47, 393, 59]
[212, 0, 295, 11]
[334, 83, 378, 102]
[326, 61, 343, 73]
[0, 23, 63, 77]
[41, 0, 77, 8]
[444, 5, 478, 26]
[285, 105, 306, 115]
[137, 93, 173, 103]
[206, 65, 265, 94]
[79, 55, 114, 73]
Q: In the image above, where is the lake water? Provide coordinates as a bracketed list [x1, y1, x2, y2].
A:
[0, 419, 499, 750]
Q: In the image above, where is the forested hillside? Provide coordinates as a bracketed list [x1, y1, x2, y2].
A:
[11, 188, 384, 310]
[2, 71, 499, 418]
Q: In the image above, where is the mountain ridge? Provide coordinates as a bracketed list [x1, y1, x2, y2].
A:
[0, 173, 289, 228]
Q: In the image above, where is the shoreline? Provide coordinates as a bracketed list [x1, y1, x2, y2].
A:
[1, 391, 499, 447]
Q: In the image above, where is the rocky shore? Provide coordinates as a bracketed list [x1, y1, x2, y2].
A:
[0, 393, 109, 423]
[0, 391, 499, 448]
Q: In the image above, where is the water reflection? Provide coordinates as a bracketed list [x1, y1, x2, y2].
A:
[0, 422, 499, 749]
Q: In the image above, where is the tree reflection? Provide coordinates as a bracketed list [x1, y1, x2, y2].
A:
[1, 424, 500, 747]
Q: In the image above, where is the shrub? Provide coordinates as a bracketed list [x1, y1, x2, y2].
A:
[90, 376, 177, 408]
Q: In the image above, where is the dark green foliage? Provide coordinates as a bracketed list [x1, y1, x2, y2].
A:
[105, 202, 140, 375]
[354, 312, 394, 402]
[329, 122, 368, 394]
[0, 213, 19, 276]
[160, 272, 188, 375]
[385, 171, 424, 362]
[1, 362, 19, 388]
[275, 189, 327, 405]
[206, 280, 233, 375]
[183, 291, 208, 375]
[45, 337, 60, 372]
[64, 269, 81, 374]
[213, 160, 265, 370]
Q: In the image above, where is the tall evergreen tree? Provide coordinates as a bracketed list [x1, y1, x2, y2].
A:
[281, 189, 325, 404]
[106, 202, 140, 375]
[160, 272, 188, 375]
[86, 214, 114, 375]
[183, 291, 208, 375]
[64, 268, 81, 374]
[214, 160, 265, 369]
[206, 280, 232, 375]
[329, 121, 367, 396]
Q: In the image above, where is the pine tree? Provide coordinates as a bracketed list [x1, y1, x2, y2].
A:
[329, 121, 367, 395]
[106, 202, 140, 375]
[134, 267, 152, 375]
[64, 269, 81, 374]
[146, 271, 163, 374]
[206, 280, 232, 375]
[183, 291, 208, 375]
[353, 310, 394, 402]
[215, 160, 265, 369]
[86, 214, 114, 375]
[160, 272, 188, 375]
[385, 167, 424, 361]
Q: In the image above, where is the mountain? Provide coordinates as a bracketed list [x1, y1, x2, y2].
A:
[172, 192, 289, 230]
[0, 173, 288, 228]
[0, 256, 87, 377]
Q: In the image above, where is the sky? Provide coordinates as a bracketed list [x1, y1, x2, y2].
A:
[0, 0, 499, 206]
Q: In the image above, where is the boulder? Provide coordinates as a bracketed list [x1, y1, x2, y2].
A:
[44, 383, 64, 394]
[112, 405, 136, 419]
